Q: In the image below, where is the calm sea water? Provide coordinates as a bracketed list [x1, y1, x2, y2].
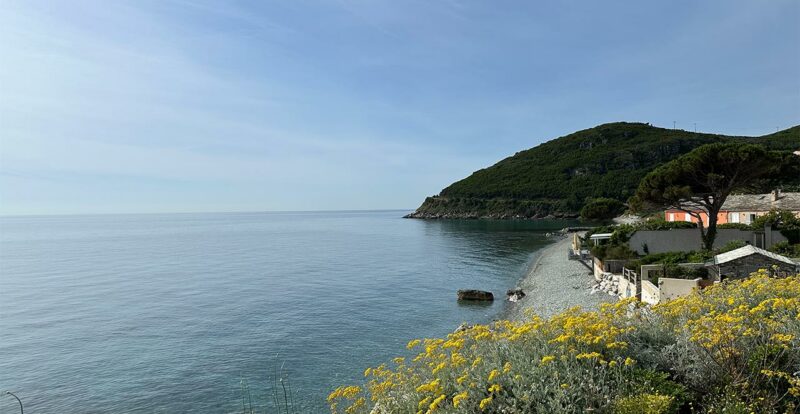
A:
[0, 211, 577, 413]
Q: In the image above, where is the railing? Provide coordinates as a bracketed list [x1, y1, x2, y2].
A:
[622, 267, 640, 299]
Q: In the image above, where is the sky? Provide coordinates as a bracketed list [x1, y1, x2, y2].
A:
[1, 1, 798, 215]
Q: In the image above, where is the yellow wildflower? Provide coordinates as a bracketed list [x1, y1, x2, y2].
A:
[488, 369, 500, 381]
[428, 394, 446, 411]
[503, 362, 512, 373]
[479, 396, 493, 410]
[452, 391, 468, 408]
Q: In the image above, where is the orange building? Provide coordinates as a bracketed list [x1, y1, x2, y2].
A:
[665, 190, 800, 228]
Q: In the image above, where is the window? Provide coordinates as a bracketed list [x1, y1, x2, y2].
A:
[685, 213, 692, 222]
[730, 213, 739, 223]
[668, 213, 675, 222]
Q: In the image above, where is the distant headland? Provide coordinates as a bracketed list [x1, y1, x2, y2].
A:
[405, 122, 800, 220]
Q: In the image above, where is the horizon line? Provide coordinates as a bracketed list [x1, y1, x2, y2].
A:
[0, 208, 417, 218]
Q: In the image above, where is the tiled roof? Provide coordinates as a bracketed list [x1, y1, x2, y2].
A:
[707, 245, 797, 266]
[721, 192, 800, 212]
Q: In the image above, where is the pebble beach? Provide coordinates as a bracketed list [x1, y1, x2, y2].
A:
[504, 235, 614, 321]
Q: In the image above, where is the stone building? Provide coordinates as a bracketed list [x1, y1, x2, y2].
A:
[705, 245, 798, 281]
[665, 190, 800, 227]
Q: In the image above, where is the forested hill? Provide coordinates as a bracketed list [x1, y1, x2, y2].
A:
[406, 122, 800, 219]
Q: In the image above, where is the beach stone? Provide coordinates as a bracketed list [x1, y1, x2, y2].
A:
[457, 289, 494, 301]
[506, 289, 526, 302]
[454, 323, 473, 332]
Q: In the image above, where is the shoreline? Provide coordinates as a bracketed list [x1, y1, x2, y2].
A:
[501, 235, 613, 321]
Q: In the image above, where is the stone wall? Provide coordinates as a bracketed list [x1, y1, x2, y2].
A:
[641, 280, 660, 305]
[658, 277, 702, 301]
[628, 228, 787, 255]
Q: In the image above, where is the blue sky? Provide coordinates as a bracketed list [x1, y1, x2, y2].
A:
[1, 0, 798, 215]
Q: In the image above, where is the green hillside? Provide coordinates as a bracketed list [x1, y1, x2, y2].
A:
[407, 122, 799, 219]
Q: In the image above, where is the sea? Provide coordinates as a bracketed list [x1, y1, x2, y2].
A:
[0, 210, 578, 413]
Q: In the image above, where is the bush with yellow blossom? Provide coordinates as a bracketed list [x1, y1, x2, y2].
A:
[329, 271, 799, 413]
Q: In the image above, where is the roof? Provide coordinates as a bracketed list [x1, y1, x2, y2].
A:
[589, 233, 613, 239]
[706, 245, 798, 267]
[721, 192, 800, 212]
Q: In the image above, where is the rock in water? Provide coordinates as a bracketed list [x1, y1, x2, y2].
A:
[506, 289, 526, 302]
[457, 290, 494, 301]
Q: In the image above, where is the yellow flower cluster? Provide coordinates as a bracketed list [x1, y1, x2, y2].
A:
[328, 273, 800, 413]
[655, 271, 799, 359]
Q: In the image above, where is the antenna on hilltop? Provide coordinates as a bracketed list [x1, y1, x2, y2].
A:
[694, 123, 697, 133]
[673, 121, 676, 130]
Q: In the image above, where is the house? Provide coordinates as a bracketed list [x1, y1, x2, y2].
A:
[704, 245, 798, 281]
[665, 190, 800, 227]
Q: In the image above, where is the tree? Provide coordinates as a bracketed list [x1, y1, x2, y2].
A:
[631, 143, 785, 250]
[580, 198, 626, 220]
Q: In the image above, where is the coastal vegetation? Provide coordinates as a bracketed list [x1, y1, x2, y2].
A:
[585, 210, 800, 264]
[580, 198, 627, 220]
[631, 143, 790, 250]
[329, 272, 800, 413]
[407, 123, 800, 219]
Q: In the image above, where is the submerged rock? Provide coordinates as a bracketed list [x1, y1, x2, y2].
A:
[457, 289, 494, 301]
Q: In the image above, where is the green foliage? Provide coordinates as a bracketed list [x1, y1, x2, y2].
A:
[633, 143, 787, 250]
[637, 218, 698, 231]
[753, 210, 800, 244]
[628, 251, 711, 282]
[769, 241, 800, 257]
[662, 264, 708, 280]
[591, 244, 639, 261]
[717, 239, 747, 253]
[411, 123, 800, 218]
[411, 196, 565, 219]
[627, 369, 689, 410]
[580, 198, 627, 220]
[634, 251, 712, 266]
[613, 394, 675, 414]
[717, 223, 752, 230]
[752, 209, 800, 229]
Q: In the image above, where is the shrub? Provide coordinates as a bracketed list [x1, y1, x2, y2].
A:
[662, 264, 707, 280]
[769, 241, 800, 257]
[591, 244, 639, 261]
[637, 218, 697, 231]
[717, 239, 747, 253]
[613, 394, 675, 414]
[718, 223, 753, 230]
[330, 273, 800, 413]
[753, 209, 800, 244]
[581, 198, 626, 220]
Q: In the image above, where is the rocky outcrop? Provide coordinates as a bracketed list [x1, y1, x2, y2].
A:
[457, 290, 494, 301]
[404, 197, 578, 220]
[591, 273, 620, 296]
